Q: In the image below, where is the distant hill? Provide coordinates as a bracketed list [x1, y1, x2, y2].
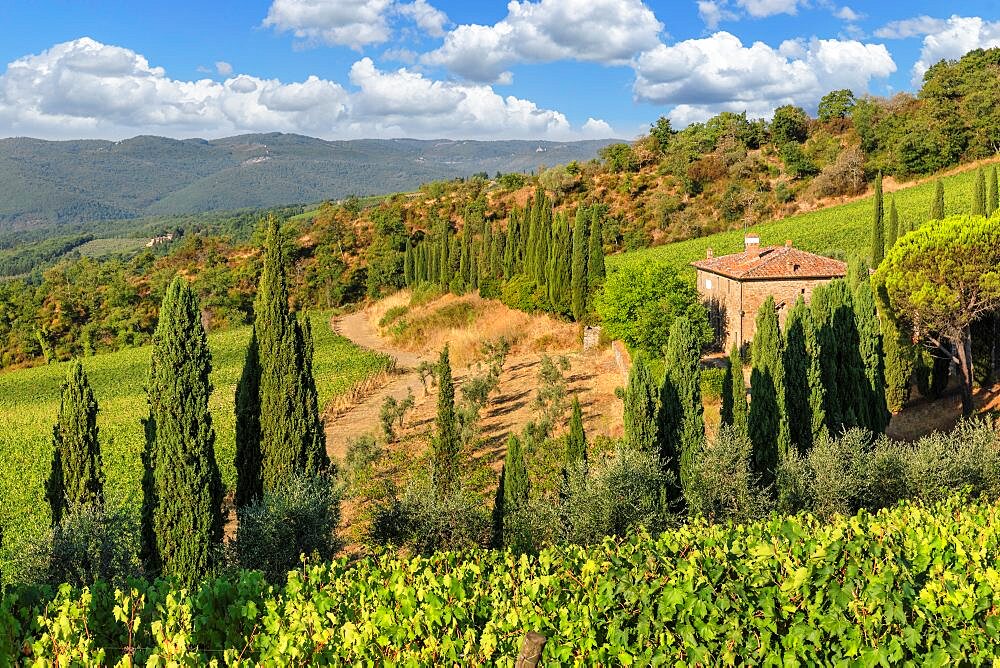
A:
[0, 133, 618, 228]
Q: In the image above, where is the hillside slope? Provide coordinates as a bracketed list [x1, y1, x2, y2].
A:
[608, 158, 999, 274]
[0, 134, 617, 227]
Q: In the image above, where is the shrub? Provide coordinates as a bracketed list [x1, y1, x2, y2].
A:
[368, 475, 491, 554]
[699, 367, 726, 402]
[684, 426, 771, 524]
[558, 446, 672, 545]
[594, 259, 711, 356]
[780, 143, 819, 178]
[378, 305, 408, 328]
[776, 419, 1000, 520]
[234, 473, 341, 582]
[409, 282, 443, 307]
[498, 172, 527, 190]
[23, 506, 142, 588]
[500, 275, 546, 313]
[810, 146, 866, 197]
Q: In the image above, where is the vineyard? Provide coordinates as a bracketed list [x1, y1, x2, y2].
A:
[609, 161, 995, 275]
[0, 312, 393, 584]
[2, 495, 998, 664]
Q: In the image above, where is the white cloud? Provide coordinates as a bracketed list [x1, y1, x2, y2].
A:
[909, 16, 1000, 83]
[423, 0, 662, 83]
[873, 15, 948, 39]
[735, 0, 801, 18]
[633, 31, 896, 126]
[262, 0, 449, 49]
[0, 37, 599, 141]
[263, 0, 394, 49]
[582, 117, 614, 137]
[698, 1, 737, 29]
[397, 0, 449, 37]
[834, 6, 861, 22]
[215, 61, 233, 75]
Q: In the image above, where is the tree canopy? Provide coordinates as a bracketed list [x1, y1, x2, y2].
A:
[874, 214, 1000, 415]
[595, 260, 711, 356]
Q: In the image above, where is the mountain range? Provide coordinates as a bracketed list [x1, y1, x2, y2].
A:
[0, 133, 618, 228]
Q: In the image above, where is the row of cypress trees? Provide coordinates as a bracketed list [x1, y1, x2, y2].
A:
[612, 273, 890, 507]
[726, 277, 890, 487]
[45, 216, 327, 585]
[402, 187, 606, 321]
[873, 167, 999, 267]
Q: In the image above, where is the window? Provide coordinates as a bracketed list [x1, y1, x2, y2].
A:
[705, 278, 713, 289]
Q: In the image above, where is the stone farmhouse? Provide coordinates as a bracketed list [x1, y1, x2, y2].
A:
[691, 235, 847, 351]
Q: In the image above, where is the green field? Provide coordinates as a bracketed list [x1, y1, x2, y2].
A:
[609, 161, 997, 274]
[0, 312, 392, 580]
[73, 237, 149, 258]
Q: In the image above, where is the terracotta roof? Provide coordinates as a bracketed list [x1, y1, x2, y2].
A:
[691, 245, 847, 280]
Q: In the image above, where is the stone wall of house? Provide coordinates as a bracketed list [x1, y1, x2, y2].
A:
[696, 269, 837, 350]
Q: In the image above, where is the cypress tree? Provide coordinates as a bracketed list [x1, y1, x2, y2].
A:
[481, 220, 493, 282]
[846, 255, 870, 291]
[403, 237, 414, 286]
[748, 297, 789, 488]
[586, 209, 605, 301]
[546, 215, 572, 314]
[931, 178, 945, 220]
[524, 197, 539, 281]
[458, 226, 471, 291]
[876, 284, 913, 413]
[854, 281, 891, 435]
[287, 317, 328, 475]
[783, 297, 827, 453]
[566, 397, 587, 467]
[252, 217, 328, 498]
[659, 317, 704, 491]
[815, 280, 868, 432]
[973, 167, 987, 216]
[810, 284, 842, 430]
[886, 195, 899, 249]
[491, 434, 529, 547]
[47, 360, 103, 526]
[623, 354, 659, 452]
[989, 165, 999, 217]
[438, 222, 451, 286]
[503, 211, 518, 278]
[871, 172, 885, 266]
[433, 346, 460, 496]
[720, 344, 748, 441]
[449, 236, 461, 289]
[234, 331, 262, 508]
[141, 278, 223, 583]
[469, 240, 479, 291]
[490, 222, 504, 278]
[570, 205, 589, 321]
[535, 203, 551, 286]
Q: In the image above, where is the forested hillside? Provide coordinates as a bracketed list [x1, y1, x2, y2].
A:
[0, 134, 616, 227]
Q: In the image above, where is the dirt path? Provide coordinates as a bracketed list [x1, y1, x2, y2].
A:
[325, 311, 430, 462]
[324, 308, 623, 468]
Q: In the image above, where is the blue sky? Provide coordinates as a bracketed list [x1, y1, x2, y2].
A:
[0, 0, 998, 140]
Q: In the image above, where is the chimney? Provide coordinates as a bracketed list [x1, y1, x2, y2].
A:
[706, 247, 714, 259]
[744, 234, 760, 252]
[785, 239, 793, 247]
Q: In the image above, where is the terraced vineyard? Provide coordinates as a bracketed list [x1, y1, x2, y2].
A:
[0, 312, 392, 582]
[608, 161, 995, 275]
[5, 495, 999, 664]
